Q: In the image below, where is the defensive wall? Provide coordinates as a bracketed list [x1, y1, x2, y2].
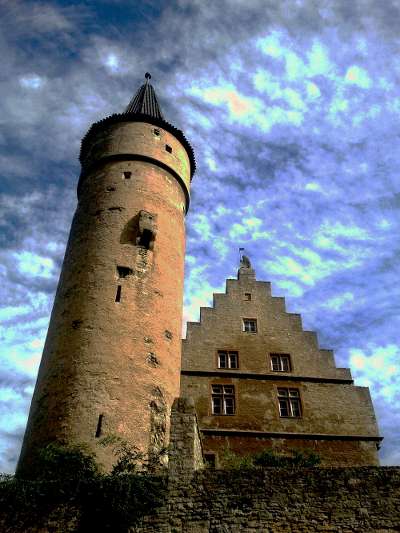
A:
[2, 398, 399, 532]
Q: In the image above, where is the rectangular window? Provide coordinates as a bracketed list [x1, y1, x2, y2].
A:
[204, 453, 216, 469]
[212, 385, 235, 415]
[244, 293, 251, 301]
[123, 171, 132, 179]
[277, 388, 302, 418]
[217, 350, 239, 369]
[243, 318, 257, 333]
[270, 353, 291, 372]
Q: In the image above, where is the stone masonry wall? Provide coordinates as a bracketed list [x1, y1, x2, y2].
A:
[181, 268, 380, 466]
[169, 397, 204, 475]
[18, 121, 192, 475]
[135, 467, 400, 532]
[135, 401, 398, 532]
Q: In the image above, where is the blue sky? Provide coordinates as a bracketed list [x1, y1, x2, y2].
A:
[0, 0, 399, 472]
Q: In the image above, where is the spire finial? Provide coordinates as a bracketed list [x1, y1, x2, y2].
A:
[124, 73, 164, 119]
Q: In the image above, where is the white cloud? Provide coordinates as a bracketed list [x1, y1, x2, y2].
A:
[345, 66, 372, 89]
[19, 75, 45, 90]
[350, 344, 399, 402]
[14, 251, 54, 279]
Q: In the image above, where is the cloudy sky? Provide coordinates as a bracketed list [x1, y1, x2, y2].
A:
[1, 0, 399, 472]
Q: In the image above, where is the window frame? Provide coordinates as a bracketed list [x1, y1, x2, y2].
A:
[211, 384, 236, 415]
[270, 353, 292, 372]
[242, 318, 257, 333]
[277, 388, 302, 418]
[217, 350, 239, 369]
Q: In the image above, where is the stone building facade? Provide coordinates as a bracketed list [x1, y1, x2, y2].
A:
[17, 74, 381, 476]
[181, 260, 382, 466]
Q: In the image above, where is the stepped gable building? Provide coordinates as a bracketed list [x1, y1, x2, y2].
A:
[181, 255, 382, 466]
[17, 74, 195, 475]
[17, 74, 381, 476]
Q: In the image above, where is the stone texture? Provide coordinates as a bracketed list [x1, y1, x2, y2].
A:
[169, 397, 204, 477]
[181, 266, 381, 466]
[134, 467, 400, 533]
[18, 121, 192, 475]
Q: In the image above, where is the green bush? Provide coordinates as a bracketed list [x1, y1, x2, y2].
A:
[220, 447, 320, 470]
[253, 449, 321, 467]
[0, 440, 166, 533]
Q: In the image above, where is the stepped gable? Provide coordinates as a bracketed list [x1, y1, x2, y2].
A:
[181, 262, 381, 467]
[183, 266, 348, 381]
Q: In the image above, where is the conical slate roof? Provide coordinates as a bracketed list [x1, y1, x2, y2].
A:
[124, 72, 164, 120]
[79, 73, 196, 180]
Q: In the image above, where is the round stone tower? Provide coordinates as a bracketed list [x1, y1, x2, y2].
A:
[17, 74, 195, 475]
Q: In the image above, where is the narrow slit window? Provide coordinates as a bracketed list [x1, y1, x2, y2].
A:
[123, 171, 132, 179]
[115, 285, 122, 302]
[95, 414, 104, 438]
[165, 144, 172, 153]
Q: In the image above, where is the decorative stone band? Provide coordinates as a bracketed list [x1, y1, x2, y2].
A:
[79, 112, 196, 177]
[181, 369, 354, 385]
[200, 427, 383, 443]
[77, 153, 191, 212]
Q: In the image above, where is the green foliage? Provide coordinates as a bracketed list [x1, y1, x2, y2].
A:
[253, 449, 321, 467]
[35, 441, 100, 481]
[221, 448, 255, 470]
[220, 447, 321, 470]
[0, 440, 166, 533]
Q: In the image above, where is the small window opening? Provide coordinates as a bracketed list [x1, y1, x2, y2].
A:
[278, 388, 302, 418]
[212, 385, 235, 415]
[95, 414, 104, 438]
[117, 266, 133, 278]
[270, 353, 291, 372]
[218, 350, 239, 369]
[153, 128, 160, 136]
[243, 318, 257, 333]
[165, 144, 172, 153]
[244, 293, 251, 301]
[123, 171, 132, 179]
[138, 229, 153, 250]
[204, 453, 216, 469]
[115, 285, 122, 302]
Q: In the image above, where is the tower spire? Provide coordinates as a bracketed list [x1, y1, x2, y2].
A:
[124, 72, 164, 119]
